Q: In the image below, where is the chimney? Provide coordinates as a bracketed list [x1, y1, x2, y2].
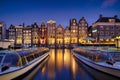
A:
[23, 23, 25, 27]
[99, 14, 103, 18]
[114, 15, 118, 19]
[82, 16, 85, 19]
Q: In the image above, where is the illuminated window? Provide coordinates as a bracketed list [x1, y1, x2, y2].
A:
[109, 19, 115, 23]
[100, 26, 103, 30]
[73, 30, 75, 33]
[73, 19, 75, 22]
[100, 39, 103, 41]
[73, 23, 76, 26]
[106, 39, 109, 41]
[111, 39, 114, 41]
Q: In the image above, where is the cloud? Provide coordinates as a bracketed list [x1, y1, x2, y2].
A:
[101, 0, 118, 8]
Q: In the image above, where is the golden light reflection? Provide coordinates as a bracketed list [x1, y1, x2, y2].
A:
[64, 49, 70, 69]
[47, 49, 55, 78]
[41, 66, 46, 76]
[56, 49, 63, 71]
[71, 55, 77, 78]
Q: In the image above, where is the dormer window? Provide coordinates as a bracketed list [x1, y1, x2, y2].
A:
[81, 20, 84, 23]
[73, 19, 76, 22]
[73, 23, 76, 26]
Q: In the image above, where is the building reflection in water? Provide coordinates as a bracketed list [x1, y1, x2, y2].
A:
[47, 49, 56, 79]
[56, 49, 63, 71]
[64, 49, 71, 69]
[71, 56, 77, 79]
[33, 49, 94, 80]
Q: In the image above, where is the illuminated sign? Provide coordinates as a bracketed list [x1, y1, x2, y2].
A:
[92, 29, 97, 32]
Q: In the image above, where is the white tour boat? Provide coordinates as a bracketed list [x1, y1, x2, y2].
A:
[72, 48, 120, 78]
[0, 47, 50, 80]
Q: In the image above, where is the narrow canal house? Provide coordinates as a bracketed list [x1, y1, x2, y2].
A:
[47, 20, 56, 48]
[39, 22, 47, 47]
[8, 24, 16, 41]
[70, 18, 78, 47]
[15, 25, 23, 47]
[31, 22, 39, 47]
[0, 22, 6, 40]
[56, 24, 64, 48]
[64, 26, 71, 48]
[23, 26, 32, 48]
[92, 15, 120, 45]
[78, 17, 88, 45]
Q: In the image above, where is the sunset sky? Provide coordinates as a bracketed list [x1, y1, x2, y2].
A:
[1, 0, 120, 28]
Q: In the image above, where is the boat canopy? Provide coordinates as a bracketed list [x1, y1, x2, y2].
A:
[17, 49, 37, 56]
[0, 48, 49, 67]
[0, 50, 19, 67]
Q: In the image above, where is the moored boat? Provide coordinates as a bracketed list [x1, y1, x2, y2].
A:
[72, 48, 120, 78]
[0, 47, 50, 80]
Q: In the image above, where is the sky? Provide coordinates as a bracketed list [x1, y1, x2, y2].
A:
[1, 0, 120, 28]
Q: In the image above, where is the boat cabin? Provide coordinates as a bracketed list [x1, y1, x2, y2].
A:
[0, 48, 49, 72]
[0, 50, 19, 72]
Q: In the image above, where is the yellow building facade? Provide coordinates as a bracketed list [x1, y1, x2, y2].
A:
[56, 24, 64, 47]
[70, 19, 78, 46]
[47, 20, 56, 47]
[64, 26, 70, 47]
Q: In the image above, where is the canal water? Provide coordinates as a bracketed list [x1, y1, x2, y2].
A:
[32, 49, 119, 80]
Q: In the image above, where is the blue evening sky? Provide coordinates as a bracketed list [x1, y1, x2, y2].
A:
[1, 0, 120, 28]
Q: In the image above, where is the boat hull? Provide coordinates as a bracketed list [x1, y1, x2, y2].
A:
[72, 51, 120, 78]
[0, 52, 49, 80]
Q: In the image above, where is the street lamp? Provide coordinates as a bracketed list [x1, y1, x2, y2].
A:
[116, 36, 120, 48]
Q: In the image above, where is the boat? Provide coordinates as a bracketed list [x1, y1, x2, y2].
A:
[0, 47, 50, 80]
[72, 48, 120, 78]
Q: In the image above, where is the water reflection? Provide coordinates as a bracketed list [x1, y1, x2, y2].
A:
[33, 49, 94, 80]
[47, 49, 56, 79]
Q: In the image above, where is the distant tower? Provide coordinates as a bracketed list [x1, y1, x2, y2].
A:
[0, 22, 6, 40]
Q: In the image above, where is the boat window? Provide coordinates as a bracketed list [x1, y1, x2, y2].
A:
[0, 55, 3, 63]
[26, 56, 31, 62]
[3, 55, 11, 66]
[21, 57, 26, 65]
[3, 54, 19, 67]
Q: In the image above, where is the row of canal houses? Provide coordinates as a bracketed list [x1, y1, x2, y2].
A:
[7, 17, 88, 48]
[1, 14, 120, 48]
